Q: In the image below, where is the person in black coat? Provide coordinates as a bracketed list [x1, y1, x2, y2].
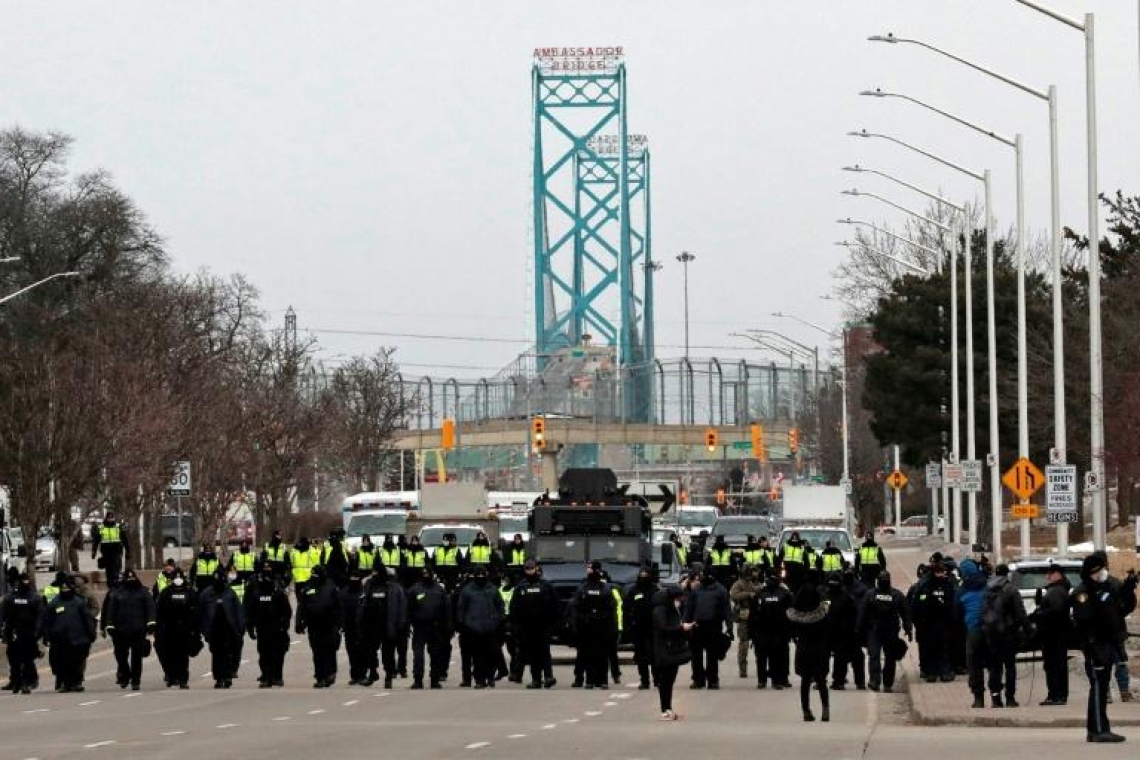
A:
[155, 569, 199, 688]
[358, 564, 408, 688]
[339, 571, 368, 685]
[1072, 552, 1137, 742]
[825, 571, 859, 690]
[296, 565, 343, 688]
[624, 565, 660, 690]
[1, 571, 43, 693]
[858, 571, 912, 693]
[409, 567, 453, 689]
[457, 566, 505, 688]
[683, 570, 732, 689]
[510, 560, 558, 689]
[44, 577, 97, 692]
[244, 565, 292, 688]
[198, 569, 244, 689]
[570, 561, 617, 689]
[788, 583, 831, 722]
[1033, 564, 1072, 706]
[652, 587, 693, 721]
[749, 572, 793, 689]
[915, 561, 957, 683]
[100, 568, 156, 690]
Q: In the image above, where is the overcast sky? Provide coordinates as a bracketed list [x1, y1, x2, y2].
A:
[4, 1, 1137, 378]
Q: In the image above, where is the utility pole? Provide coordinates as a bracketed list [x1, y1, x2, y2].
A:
[676, 251, 695, 360]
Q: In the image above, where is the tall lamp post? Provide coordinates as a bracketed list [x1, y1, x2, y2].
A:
[1013, 0, 1106, 551]
[848, 129, 998, 557]
[868, 32, 1069, 552]
[676, 251, 696, 362]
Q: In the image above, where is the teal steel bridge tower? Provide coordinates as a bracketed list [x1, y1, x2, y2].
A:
[531, 47, 655, 406]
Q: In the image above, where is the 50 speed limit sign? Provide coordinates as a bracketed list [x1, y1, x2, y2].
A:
[168, 461, 191, 497]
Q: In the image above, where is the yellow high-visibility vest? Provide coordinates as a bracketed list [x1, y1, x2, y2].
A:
[99, 525, 122, 544]
[469, 545, 492, 565]
[264, 545, 288, 563]
[405, 549, 426, 568]
[291, 549, 315, 583]
[195, 558, 219, 577]
[435, 547, 460, 567]
[709, 548, 733, 567]
[357, 549, 376, 570]
[859, 546, 881, 566]
[821, 552, 844, 572]
[783, 545, 806, 565]
[742, 549, 762, 566]
[233, 552, 255, 572]
[379, 547, 402, 568]
[507, 547, 527, 566]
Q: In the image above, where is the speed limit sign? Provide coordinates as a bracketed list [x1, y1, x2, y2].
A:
[168, 461, 191, 497]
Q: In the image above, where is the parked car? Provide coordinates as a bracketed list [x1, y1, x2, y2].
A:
[710, 515, 780, 549]
[33, 532, 61, 572]
[879, 515, 933, 537]
[1008, 557, 1084, 616]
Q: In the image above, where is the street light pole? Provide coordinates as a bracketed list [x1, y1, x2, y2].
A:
[0, 271, 81, 307]
[676, 251, 695, 362]
[870, 32, 1069, 554]
[1014, 2, 1105, 551]
[848, 130, 990, 551]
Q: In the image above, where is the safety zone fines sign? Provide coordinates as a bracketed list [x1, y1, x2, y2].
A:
[1046, 464, 1078, 519]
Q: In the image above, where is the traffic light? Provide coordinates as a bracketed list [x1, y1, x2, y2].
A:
[750, 423, 767, 461]
[531, 416, 546, 450]
[788, 427, 799, 454]
[704, 427, 718, 452]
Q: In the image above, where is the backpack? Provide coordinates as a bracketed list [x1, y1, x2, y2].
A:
[981, 585, 1008, 638]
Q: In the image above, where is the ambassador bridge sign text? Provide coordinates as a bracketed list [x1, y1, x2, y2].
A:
[534, 47, 624, 73]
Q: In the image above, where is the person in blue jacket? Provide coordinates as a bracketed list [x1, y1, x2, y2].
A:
[956, 558, 989, 708]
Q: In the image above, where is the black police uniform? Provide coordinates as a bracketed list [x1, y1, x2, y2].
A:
[858, 579, 911, 692]
[409, 573, 453, 687]
[359, 569, 407, 687]
[101, 577, 155, 688]
[1072, 564, 1137, 741]
[244, 576, 292, 687]
[296, 570, 343, 687]
[749, 578, 793, 688]
[1, 579, 43, 692]
[570, 574, 616, 688]
[510, 571, 559, 688]
[155, 579, 199, 687]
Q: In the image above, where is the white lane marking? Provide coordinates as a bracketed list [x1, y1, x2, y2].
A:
[240, 659, 249, 665]
[372, 692, 390, 697]
[121, 693, 141, 699]
[292, 639, 301, 645]
[78, 700, 101, 707]
[343, 700, 359, 706]
[584, 710, 603, 716]
[200, 673, 212, 679]
[160, 731, 186, 736]
[84, 741, 116, 749]
[624, 683, 641, 689]
[541, 724, 557, 730]
[216, 723, 238, 729]
[604, 701, 618, 706]
[273, 716, 291, 721]
[507, 734, 527, 739]
[22, 708, 50, 714]
[563, 718, 579, 724]
[308, 709, 326, 715]
[465, 742, 490, 750]
[613, 692, 632, 699]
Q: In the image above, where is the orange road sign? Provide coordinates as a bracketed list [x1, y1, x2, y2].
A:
[1002, 458, 1045, 502]
[887, 470, 908, 491]
[1011, 504, 1040, 519]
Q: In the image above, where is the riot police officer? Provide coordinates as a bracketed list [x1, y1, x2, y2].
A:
[155, 569, 198, 688]
[244, 564, 292, 688]
[1, 571, 42, 693]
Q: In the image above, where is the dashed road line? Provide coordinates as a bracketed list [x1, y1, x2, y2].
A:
[584, 710, 603, 716]
[121, 693, 141, 699]
[216, 723, 238, 729]
[308, 709, 326, 715]
[343, 700, 359, 706]
[612, 692, 632, 699]
[541, 724, 557, 730]
[604, 701, 618, 706]
[562, 718, 579, 724]
[160, 731, 186, 736]
[84, 741, 116, 749]
[465, 742, 491, 750]
[23, 708, 50, 714]
[507, 733, 527, 739]
[78, 700, 101, 707]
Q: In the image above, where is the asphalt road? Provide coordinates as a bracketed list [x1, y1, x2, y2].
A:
[3, 542, 1137, 759]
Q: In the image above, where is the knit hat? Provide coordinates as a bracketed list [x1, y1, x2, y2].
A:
[1082, 553, 1106, 576]
[793, 584, 822, 612]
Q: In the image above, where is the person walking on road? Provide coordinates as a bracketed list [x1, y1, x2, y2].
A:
[652, 585, 693, 721]
[190, 543, 221, 593]
[684, 570, 731, 689]
[101, 568, 155, 690]
[981, 564, 1028, 707]
[915, 561, 956, 683]
[91, 510, 129, 587]
[458, 565, 505, 689]
[260, 530, 292, 587]
[1072, 552, 1137, 743]
[1, 571, 43, 694]
[44, 576, 97, 692]
[729, 564, 760, 679]
[244, 565, 292, 688]
[155, 569, 198, 688]
[510, 560, 558, 689]
[409, 567, 453, 689]
[570, 561, 617, 689]
[358, 564, 407, 688]
[340, 570, 369, 685]
[825, 571, 860, 691]
[854, 532, 885, 586]
[957, 558, 991, 709]
[198, 568, 244, 689]
[296, 565, 342, 688]
[788, 583, 831, 722]
[748, 571, 793, 689]
[858, 570, 911, 693]
[625, 565, 660, 689]
[1033, 563, 1072, 706]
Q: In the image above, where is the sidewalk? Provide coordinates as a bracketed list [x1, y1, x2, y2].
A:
[901, 638, 1140, 727]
